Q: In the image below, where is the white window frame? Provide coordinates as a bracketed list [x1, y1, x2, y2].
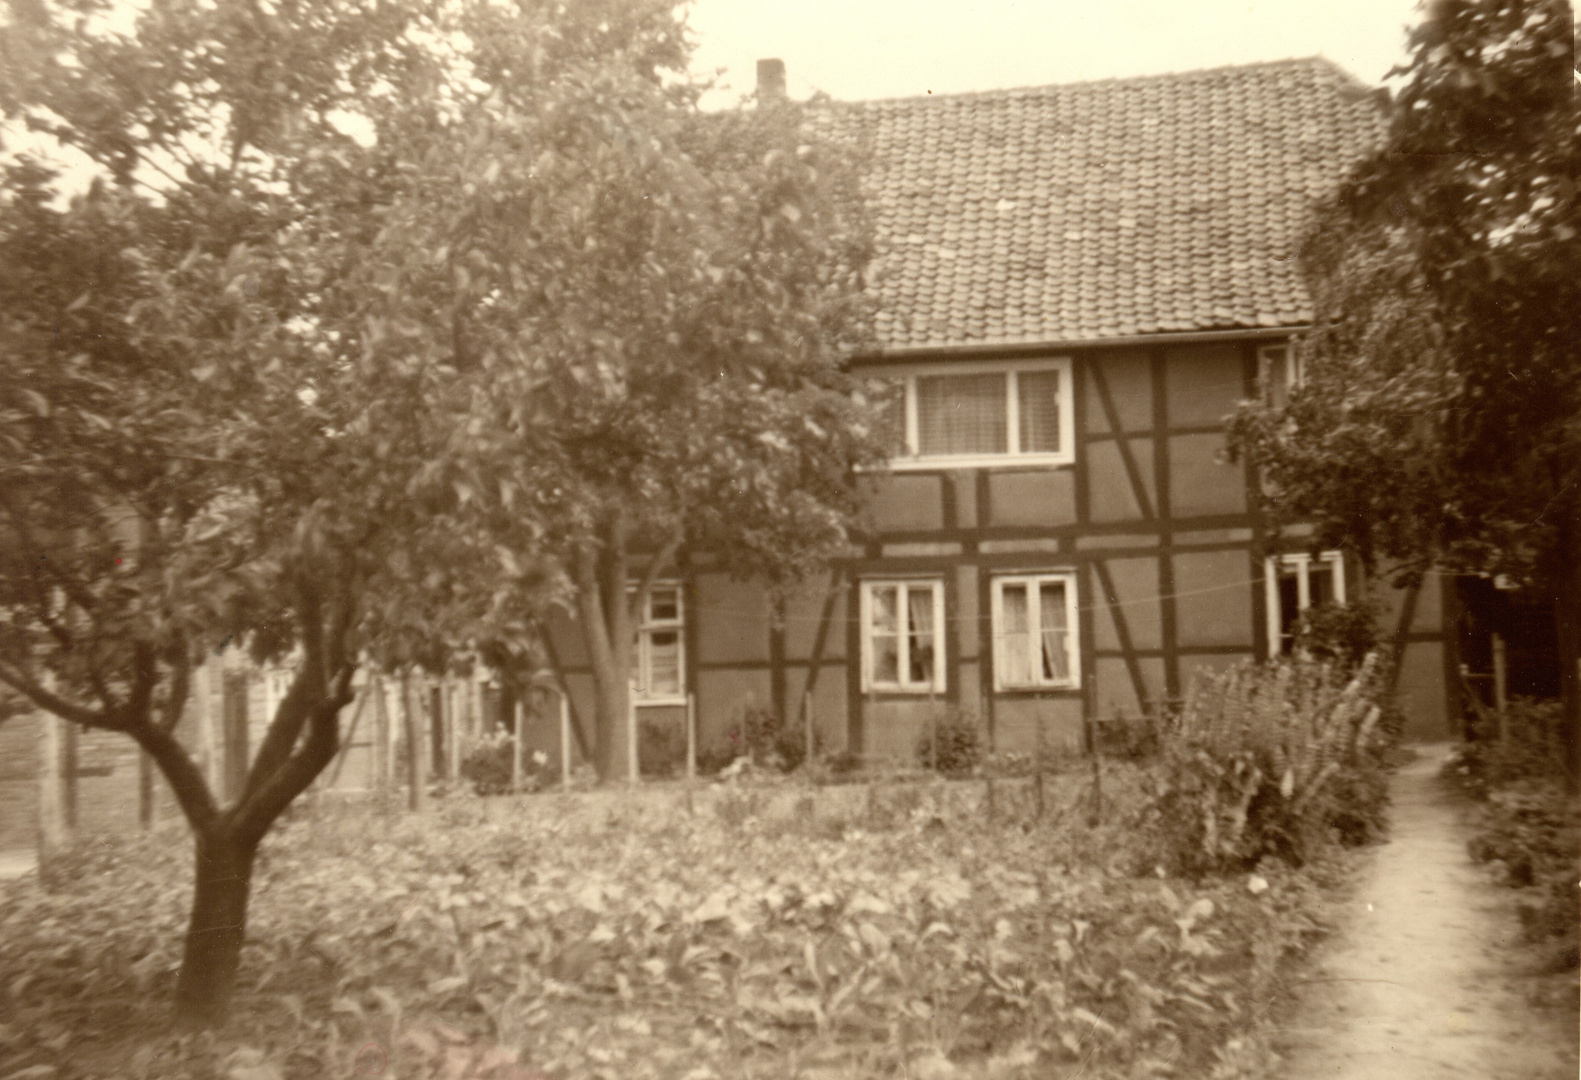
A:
[990, 571, 1082, 691]
[881, 356, 1075, 470]
[1264, 552, 1346, 658]
[1257, 342, 1303, 404]
[630, 582, 685, 704]
[859, 578, 947, 694]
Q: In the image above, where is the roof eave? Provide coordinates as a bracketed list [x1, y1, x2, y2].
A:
[849, 325, 1307, 366]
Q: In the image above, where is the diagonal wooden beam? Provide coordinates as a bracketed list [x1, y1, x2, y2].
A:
[539, 629, 594, 762]
[1089, 363, 1156, 520]
[803, 569, 845, 698]
[1093, 560, 1151, 717]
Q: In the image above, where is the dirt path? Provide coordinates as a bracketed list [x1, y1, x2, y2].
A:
[1276, 745, 1578, 1080]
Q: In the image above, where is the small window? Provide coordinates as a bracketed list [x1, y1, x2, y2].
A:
[1258, 343, 1304, 407]
[860, 579, 945, 693]
[632, 584, 684, 701]
[882, 358, 1074, 469]
[1265, 552, 1345, 656]
[991, 572, 1081, 690]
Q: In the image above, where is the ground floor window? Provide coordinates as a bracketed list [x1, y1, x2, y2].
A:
[860, 579, 945, 693]
[1265, 552, 1345, 655]
[991, 571, 1080, 690]
[632, 583, 684, 702]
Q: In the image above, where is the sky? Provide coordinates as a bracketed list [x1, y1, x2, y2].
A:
[685, 0, 1425, 107]
[4, 0, 1427, 197]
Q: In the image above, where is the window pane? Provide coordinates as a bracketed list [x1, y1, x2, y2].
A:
[1277, 571, 1300, 652]
[1000, 584, 1033, 685]
[869, 586, 899, 684]
[1309, 564, 1335, 608]
[873, 636, 900, 684]
[649, 588, 678, 622]
[916, 372, 1007, 456]
[1039, 581, 1069, 681]
[870, 586, 898, 634]
[1261, 347, 1289, 406]
[648, 630, 680, 695]
[1017, 369, 1062, 454]
[907, 587, 935, 684]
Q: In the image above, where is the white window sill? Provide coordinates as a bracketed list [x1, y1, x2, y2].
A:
[881, 453, 1075, 472]
[864, 684, 946, 695]
[634, 695, 686, 707]
[994, 680, 1082, 693]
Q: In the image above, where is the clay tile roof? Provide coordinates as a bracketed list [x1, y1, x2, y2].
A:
[829, 57, 1386, 355]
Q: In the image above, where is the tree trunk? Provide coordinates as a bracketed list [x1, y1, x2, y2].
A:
[592, 660, 632, 782]
[1555, 509, 1581, 795]
[403, 670, 424, 812]
[173, 827, 258, 1027]
[575, 518, 636, 783]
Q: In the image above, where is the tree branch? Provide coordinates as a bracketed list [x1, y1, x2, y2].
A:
[117, 640, 158, 729]
[130, 716, 221, 835]
[160, 637, 192, 734]
[233, 662, 354, 848]
[630, 524, 684, 622]
[233, 575, 358, 845]
[243, 584, 326, 798]
[0, 662, 107, 728]
[574, 542, 616, 683]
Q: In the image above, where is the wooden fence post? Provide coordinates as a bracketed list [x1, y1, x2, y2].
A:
[445, 681, 459, 784]
[371, 675, 390, 793]
[628, 695, 639, 786]
[62, 719, 78, 832]
[803, 692, 813, 771]
[138, 751, 155, 830]
[402, 671, 425, 812]
[559, 691, 572, 789]
[512, 697, 524, 794]
[386, 677, 401, 793]
[37, 708, 66, 871]
[194, 658, 218, 798]
[1034, 708, 1045, 820]
[222, 668, 250, 805]
[687, 693, 698, 781]
[1492, 633, 1509, 744]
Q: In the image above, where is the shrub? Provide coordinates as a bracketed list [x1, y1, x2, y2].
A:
[638, 717, 686, 779]
[1138, 652, 1391, 876]
[822, 749, 864, 778]
[1445, 697, 1577, 959]
[1293, 599, 1379, 672]
[1094, 716, 1161, 760]
[915, 707, 984, 776]
[1448, 697, 1568, 796]
[694, 742, 740, 776]
[980, 750, 1034, 777]
[459, 729, 556, 794]
[458, 729, 516, 795]
[1467, 783, 1580, 947]
[722, 704, 808, 773]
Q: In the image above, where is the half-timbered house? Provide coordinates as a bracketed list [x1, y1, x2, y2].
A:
[538, 56, 1460, 771]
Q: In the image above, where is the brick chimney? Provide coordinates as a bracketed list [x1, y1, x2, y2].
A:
[756, 58, 787, 101]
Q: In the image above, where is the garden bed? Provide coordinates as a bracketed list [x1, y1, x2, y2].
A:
[1, 767, 1346, 1080]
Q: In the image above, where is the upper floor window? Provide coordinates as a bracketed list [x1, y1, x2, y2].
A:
[631, 584, 684, 702]
[1257, 343, 1304, 408]
[1265, 552, 1345, 656]
[859, 579, 946, 693]
[991, 571, 1080, 690]
[880, 358, 1074, 469]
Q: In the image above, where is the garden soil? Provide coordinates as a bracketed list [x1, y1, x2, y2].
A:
[1275, 746, 1579, 1080]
